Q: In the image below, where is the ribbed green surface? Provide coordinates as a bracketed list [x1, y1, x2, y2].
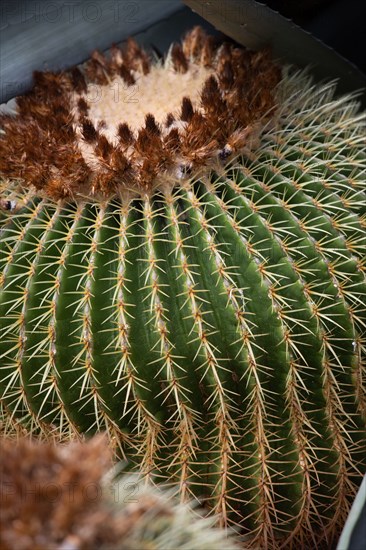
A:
[1, 73, 365, 547]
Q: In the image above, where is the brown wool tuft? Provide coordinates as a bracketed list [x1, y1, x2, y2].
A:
[181, 97, 194, 122]
[123, 37, 151, 75]
[200, 34, 217, 67]
[171, 43, 189, 74]
[110, 43, 123, 70]
[165, 112, 175, 127]
[45, 175, 76, 201]
[182, 25, 207, 60]
[91, 49, 108, 69]
[32, 71, 69, 99]
[118, 122, 135, 146]
[119, 65, 135, 86]
[84, 56, 109, 85]
[70, 67, 87, 93]
[164, 128, 181, 152]
[135, 128, 154, 156]
[201, 76, 223, 115]
[218, 61, 235, 90]
[77, 97, 89, 116]
[94, 135, 114, 161]
[0, 26, 281, 200]
[145, 113, 161, 136]
[111, 149, 130, 173]
[81, 118, 98, 142]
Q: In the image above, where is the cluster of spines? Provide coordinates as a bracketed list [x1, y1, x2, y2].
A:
[244, 77, 365, 543]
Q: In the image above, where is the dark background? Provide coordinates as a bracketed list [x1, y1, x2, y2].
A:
[263, 0, 366, 73]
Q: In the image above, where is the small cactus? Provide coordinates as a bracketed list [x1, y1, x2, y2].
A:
[0, 435, 237, 550]
[0, 26, 365, 548]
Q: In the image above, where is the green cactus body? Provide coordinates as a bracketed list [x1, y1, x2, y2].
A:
[0, 27, 365, 548]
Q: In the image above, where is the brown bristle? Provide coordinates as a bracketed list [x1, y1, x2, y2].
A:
[250, 49, 271, 71]
[14, 94, 32, 117]
[119, 65, 135, 86]
[22, 162, 48, 190]
[92, 155, 136, 195]
[136, 129, 149, 151]
[226, 127, 255, 152]
[92, 171, 115, 195]
[16, 94, 50, 120]
[181, 120, 218, 166]
[230, 48, 250, 81]
[43, 147, 91, 199]
[91, 49, 107, 68]
[139, 50, 151, 76]
[135, 128, 156, 156]
[110, 149, 130, 173]
[84, 58, 108, 85]
[77, 97, 89, 116]
[217, 43, 232, 66]
[145, 114, 160, 136]
[81, 119, 98, 143]
[265, 64, 282, 88]
[32, 71, 68, 98]
[110, 43, 122, 60]
[70, 67, 87, 93]
[171, 43, 188, 74]
[109, 44, 123, 73]
[123, 38, 151, 75]
[133, 128, 169, 181]
[45, 175, 74, 200]
[200, 35, 216, 67]
[182, 26, 207, 59]
[165, 113, 175, 127]
[125, 37, 141, 59]
[15, 90, 70, 128]
[181, 97, 194, 122]
[184, 112, 215, 152]
[94, 135, 113, 161]
[219, 61, 234, 90]
[164, 128, 181, 152]
[138, 158, 159, 190]
[118, 123, 135, 146]
[52, 101, 73, 126]
[201, 76, 223, 114]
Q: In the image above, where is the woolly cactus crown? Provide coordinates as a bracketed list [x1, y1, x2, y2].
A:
[0, 27, 280, 199]
[0, 25, 365, 550]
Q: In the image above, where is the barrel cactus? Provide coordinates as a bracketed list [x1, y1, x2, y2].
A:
[0, 26, 365, 548]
